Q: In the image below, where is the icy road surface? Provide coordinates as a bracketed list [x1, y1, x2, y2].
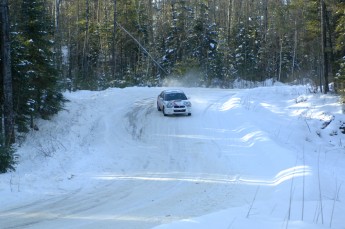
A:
[1, 86, 344, 229]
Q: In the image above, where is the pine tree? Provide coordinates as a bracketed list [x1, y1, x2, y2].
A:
[0, 144, 15, 173]
[335, 2, 345, 83]
[0, 0, 16, 172]
[12, 0, 64, 131]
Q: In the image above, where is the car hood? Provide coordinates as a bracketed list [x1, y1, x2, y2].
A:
[166, 100, 186, 105]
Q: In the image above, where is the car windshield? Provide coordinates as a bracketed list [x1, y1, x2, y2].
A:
[165, 92, 187, 101]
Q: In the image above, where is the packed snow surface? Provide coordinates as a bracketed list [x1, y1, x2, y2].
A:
[1, 85, 345, 229]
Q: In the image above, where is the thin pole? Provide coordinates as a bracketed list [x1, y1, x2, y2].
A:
[116, 22, 167, 75]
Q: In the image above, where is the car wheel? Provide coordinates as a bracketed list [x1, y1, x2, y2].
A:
[157, 102, 161, 111]
[163, 107, 167, 116]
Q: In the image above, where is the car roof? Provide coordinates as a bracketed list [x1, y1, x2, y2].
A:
[163, 89, 185, 94]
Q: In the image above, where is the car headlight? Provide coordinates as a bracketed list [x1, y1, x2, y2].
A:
[184, 101, 191, 107]
[166, 102, 174, 108]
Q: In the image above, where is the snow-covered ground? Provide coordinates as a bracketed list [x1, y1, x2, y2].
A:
[1, 84, 345, 229]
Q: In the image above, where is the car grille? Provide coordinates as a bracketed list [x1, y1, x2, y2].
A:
[174, 105, 185, 108]
[174, 109, 186, 112]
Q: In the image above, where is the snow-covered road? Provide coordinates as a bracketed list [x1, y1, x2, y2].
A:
[1, 86, 344, 229]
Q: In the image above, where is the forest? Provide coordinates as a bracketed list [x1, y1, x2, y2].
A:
[1, 0, 345, 172]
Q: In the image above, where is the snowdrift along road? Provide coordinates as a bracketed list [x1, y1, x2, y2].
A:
[0, 85, 345, 229]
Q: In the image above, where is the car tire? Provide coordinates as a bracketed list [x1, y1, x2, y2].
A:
[157, 102, 161, 111]
[163, 107, 167, 116]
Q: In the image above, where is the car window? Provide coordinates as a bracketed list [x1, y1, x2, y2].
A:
[165, 93, 187, 101]
[164, 93, 170, 100]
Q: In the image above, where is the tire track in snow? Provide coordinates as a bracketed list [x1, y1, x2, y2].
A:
[125, 97, 155, 141]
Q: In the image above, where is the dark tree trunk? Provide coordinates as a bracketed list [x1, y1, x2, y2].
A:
[81, 0, 90, 84]
[321, 0, 329, 93]
[0, 0, 15, 146]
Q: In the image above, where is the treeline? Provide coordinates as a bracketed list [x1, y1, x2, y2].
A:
[54, 0, 345, 89]
[1, 0, 345, 172]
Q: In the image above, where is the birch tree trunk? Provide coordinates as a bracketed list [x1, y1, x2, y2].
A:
[278, 36, 283, 82]
[112, 0, 117, 78]
[54, 0, 62, 76]
[227, 0, 232, 46]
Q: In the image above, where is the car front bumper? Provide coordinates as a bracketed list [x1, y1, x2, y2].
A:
[164, 107, 191, 115]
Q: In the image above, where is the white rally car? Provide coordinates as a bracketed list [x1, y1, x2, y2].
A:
[157, 89, 192, 116]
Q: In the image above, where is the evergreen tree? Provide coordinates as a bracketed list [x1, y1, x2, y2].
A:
[232, 17, 261, 82]
[12, 0, 64, 132]
[335, 1, 345, 82]
[161, 0, 186, 75]
[0, 0, 16, 172]
[0, 143, 15, 173]
[193, 2, 218, 85]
